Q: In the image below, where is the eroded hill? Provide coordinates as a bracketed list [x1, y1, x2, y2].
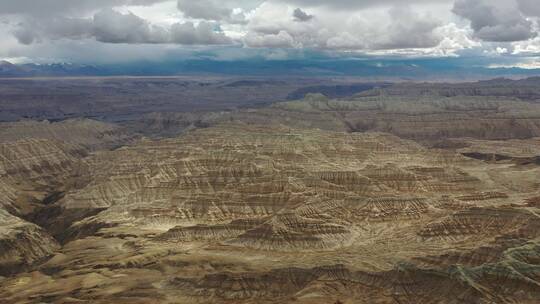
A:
[0, 118, 539, 303]
[129, 91, 540, 145]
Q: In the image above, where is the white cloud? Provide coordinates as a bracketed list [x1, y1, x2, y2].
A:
[244, 2, 447, 53]
[244, 30, 297, 48]
[326, 32, 365, 50]
[488, 58, 540, 69]
[512, 37, 540, 55]
[431, 23, 480, 55]
[372, 5, 441, 49]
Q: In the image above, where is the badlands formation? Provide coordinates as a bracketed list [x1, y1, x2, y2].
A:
[0, 83, 540, 303]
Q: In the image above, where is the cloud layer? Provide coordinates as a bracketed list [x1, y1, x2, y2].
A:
[1, 0, 540, 63]
[11, 8, 231, 45]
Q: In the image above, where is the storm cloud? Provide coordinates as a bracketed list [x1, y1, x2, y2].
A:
[453, 0, 537, 42]
[12, 9, 231, 45]
[292, 8, 313, 22]
[0, 0, 168, 16]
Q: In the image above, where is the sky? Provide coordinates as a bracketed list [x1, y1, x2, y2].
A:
[0, 0, 539, 72]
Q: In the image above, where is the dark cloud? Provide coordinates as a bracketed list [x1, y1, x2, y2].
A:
[517, 0, 540, 17]
[453, 0, 537, 42]
[93, 9, 161, 43]
[278, 0, 452, 10]
[13, 9, 231, 45]
[13, 17, 93, 44]
[13, 27, 38, 45]
[293, 8, 313, 22]
[0, 0, 167, 16]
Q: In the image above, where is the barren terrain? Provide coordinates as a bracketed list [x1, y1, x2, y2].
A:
[0, 78, 539, 303]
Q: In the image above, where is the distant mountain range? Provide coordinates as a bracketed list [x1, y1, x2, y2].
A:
[1, 58, 540, 79]
[0, 60, 27, 77]
[0, 60, 103, 77]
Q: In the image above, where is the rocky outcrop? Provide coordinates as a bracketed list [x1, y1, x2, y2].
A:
[418, 207, 533, 240]
[159, 218, 266, 242]
[0, 119, 138, 277]
[0, 209, 59, 276]
[169, 258, 540, 304]
[346, 197, 430, 221]
[227, 213, 352, 251]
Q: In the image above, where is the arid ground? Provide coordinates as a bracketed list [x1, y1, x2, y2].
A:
[1, 77, 540, 303]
